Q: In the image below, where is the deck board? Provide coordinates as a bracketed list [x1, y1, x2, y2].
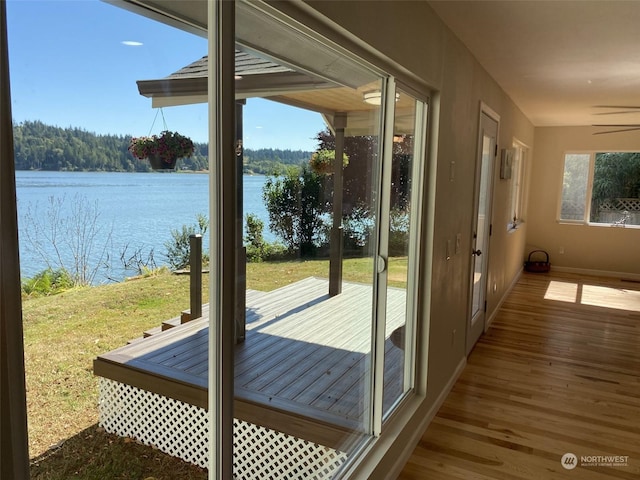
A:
[94, 277, 407, 445]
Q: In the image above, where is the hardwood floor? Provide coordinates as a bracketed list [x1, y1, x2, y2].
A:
[398, 271, 640, 479]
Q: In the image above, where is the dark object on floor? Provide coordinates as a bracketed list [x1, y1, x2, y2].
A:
[524, 250, 551, 273]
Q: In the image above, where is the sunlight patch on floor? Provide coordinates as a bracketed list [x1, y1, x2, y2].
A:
[543, 281, 578, 302]
[581, 285, 640, 312]
[544, 280, 640, 312]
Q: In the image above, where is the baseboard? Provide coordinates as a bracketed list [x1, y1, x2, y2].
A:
[486, 268, 522, 330]
[551, 266, 640, 282]
[383, 356, 467, 480]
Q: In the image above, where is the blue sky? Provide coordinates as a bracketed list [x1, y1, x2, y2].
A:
[6, 0, 326, 151]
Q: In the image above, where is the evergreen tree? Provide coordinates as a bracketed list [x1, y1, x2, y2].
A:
[12, 119, 314, 174]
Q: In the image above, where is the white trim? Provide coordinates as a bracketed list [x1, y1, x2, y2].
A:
[467, 105, 499, 354]
[372, 76, 397, 437]
[551, 266, 640, 282]
[480, 101, 501, 123]
[151, 95, 207, 108]
[339, 357, 467, 480]
[403, 97, 429, 399]
[507, 139, 528, 226]
[417, 91, 439, 399]
[208, 0, 235, 477]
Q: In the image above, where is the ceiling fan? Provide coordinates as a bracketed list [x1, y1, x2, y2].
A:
[592, 105, 640, 135]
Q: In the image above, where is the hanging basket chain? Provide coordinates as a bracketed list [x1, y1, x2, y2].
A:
[129, 108, 194, 167]
[147, 108, 169, 136]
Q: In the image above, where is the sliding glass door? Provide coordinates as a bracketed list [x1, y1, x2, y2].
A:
[225, 2, 429, 477]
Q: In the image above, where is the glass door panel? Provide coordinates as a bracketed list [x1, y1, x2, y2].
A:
[235, 3, 386, 475]
[382, 88, 426, 419]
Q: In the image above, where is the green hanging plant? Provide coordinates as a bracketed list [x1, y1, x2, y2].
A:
[309, 149, 349, 175]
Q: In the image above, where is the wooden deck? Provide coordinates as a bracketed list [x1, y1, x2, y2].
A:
[399, 271, 640, 479]
[94, 277, 407, 448]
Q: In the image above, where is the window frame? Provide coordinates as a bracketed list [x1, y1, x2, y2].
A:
[507, 139, 528, 230]
[558, 150, 640, 227]
[557, 151, 593, 225]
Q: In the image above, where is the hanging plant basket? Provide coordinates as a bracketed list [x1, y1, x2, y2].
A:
[147, 153, 178, 170]
[309, 149, 349, 175]
[128, 130, 194, 171]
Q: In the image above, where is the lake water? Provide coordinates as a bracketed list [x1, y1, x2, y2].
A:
[15, 171, 270, 283]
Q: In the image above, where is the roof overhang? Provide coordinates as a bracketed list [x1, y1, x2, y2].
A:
[136, 51, 417, 136]
[137, 54, 338, 109]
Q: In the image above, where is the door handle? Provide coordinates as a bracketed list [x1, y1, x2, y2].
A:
[472, 249, 482, 256]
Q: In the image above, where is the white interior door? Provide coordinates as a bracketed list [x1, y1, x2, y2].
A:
[467, 110, 497, 354]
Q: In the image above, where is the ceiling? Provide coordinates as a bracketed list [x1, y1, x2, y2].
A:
[428, 1, 640, 129]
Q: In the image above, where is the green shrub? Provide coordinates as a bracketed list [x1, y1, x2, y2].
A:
[342, 204, 374, 252]
[22, 268, 74, 296]
[389, 208, 409, 256]
[244, 213, 288, 262]
[164, 213, 209, 270]
[263, 164, 331, 256]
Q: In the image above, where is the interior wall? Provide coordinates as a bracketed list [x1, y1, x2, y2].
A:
[528, 126, 640, 277]
[297, 0, 535, 476]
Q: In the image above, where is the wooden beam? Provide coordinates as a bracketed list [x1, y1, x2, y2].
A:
[329, 113, 347, 297]
[0, 2, 30, 476]
[189, 234, 203, 319]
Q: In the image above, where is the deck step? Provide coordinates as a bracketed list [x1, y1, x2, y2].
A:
[181, 303, 210, 323]
[143, 326, 163, 338]
[127, 336, 147, 345]
[135, 289, 275, 342]
[162, 317, 182, 331]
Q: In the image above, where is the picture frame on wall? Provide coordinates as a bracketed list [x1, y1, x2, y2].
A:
[500, 148, 514, 179]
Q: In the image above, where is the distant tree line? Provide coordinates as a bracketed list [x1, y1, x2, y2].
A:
[242, 147, 312, 174]
[12, 120, 312, 173]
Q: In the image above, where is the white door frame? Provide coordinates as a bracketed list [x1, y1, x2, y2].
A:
[466, 103, 499, 355]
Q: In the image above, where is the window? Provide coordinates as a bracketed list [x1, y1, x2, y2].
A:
[559, 152, 640, 226]
[507, 141, 527, 230]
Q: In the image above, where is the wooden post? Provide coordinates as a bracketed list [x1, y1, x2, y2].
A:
[329, 113, 347, 297]
[0, 1, 31, 476]
[189, 234, 202, 320]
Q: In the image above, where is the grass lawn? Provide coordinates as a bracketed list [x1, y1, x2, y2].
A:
[24, 256, 407, 479]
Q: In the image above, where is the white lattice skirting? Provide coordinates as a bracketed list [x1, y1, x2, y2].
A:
[98, 378, 347, 478]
